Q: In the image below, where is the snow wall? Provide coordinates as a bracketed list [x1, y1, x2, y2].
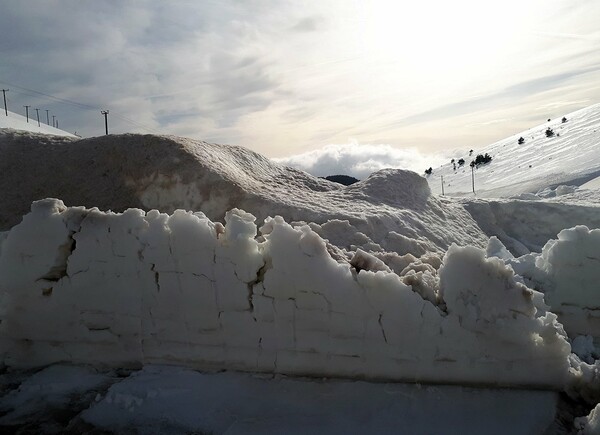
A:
[0, 199, 575, 389]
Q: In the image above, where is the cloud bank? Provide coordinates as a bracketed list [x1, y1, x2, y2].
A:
[274, 143, 448, 179]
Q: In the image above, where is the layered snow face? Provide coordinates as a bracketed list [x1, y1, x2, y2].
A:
[0, 131, 488, 255]
[0, 199, 571, 388]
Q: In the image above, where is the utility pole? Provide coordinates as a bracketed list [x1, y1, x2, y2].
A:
[24, 105, 30, 123]
[101, 110, 109, 135]
[441, 175, 445, 195]
[1, 89, 8, 116]
[35, 108, 40, 127]
[52, 115, 56, 127]
[45, 109, 50, 125]
[471, 164, 475, 194]
[56, 118, 58, 129]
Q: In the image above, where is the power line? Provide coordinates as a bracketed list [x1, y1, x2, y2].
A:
[0, 80, 98, 111]
[0, 79, 161, 134]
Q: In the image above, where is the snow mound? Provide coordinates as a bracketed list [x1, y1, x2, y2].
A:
[0, 199, 572, 388]
[346, 169, 431, 206]
[0, 130, 488, 254]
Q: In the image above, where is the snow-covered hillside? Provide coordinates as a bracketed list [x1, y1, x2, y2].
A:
[427, 103, 600, 197]
[0, 110, 77, 138]
[2, 114, 600, 432]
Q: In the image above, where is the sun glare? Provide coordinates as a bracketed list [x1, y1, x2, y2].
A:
[359, 0, 524, 76]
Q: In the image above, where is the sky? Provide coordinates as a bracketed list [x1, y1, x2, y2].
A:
[1, 0, 600, 177]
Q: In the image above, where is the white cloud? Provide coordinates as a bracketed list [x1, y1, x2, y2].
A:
[273, 143, 448, 179]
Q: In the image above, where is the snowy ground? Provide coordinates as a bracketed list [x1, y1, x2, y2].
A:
[0, 365, 561, 434]
[2, 103, 600, 433]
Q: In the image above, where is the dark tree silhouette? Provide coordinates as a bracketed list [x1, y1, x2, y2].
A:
[471, 153, 492, 167]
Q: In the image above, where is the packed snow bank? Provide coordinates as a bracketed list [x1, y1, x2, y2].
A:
[0, 199, 571, 388]
[0, 130, 487, 254]
[0, 110, 77, 137]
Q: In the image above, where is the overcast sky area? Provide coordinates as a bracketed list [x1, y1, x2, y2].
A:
[2, 0, 600, 177]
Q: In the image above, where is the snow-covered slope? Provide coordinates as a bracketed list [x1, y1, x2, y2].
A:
[427, 103, 600, 197]
[0, 110, 77, 138]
